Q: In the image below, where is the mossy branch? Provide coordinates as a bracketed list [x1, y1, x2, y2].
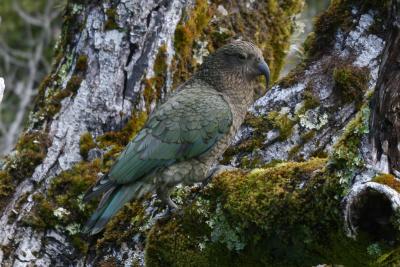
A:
[145, 158, 400, 266]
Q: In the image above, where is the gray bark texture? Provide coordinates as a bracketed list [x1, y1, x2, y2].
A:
[0, 0, 190, 265]
[371, 0, 400, 173]
[1, 0, 400, 266]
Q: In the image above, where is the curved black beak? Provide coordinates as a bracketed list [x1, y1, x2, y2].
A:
[257, 60, 270, 90]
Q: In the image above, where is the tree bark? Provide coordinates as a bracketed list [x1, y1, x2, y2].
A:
[371, 0, 400, 174]
[0, 0, 302, 266]
[1, 0, 400, 266]
[0, 0, 190, 265]
[146, 0, 400, 266]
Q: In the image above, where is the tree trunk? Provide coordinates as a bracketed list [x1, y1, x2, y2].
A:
[146, 0, 400, 266]
[0, 0, 302, 266]
[1, 0, 400, 266]
[0, 0, 191, 265]
[370, 0, 400, 174]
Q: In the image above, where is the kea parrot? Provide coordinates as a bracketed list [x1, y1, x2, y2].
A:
[82, 40, 270, 235]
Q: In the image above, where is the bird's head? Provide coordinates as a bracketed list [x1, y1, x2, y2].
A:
[196, 40, 270, 94]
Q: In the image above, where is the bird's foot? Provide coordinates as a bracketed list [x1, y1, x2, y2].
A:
[155, 189, 183, 222]
[203, 164, 239, 185]
[154, 206, 173, 221]
[155, 204, 183, 222]
[208, 164, 239, 178]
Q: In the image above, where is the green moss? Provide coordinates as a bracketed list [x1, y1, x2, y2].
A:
[308, 0, 391, 59]
[288, 144, 302, 159]
[143, 45, 168, 112]
[38, 82, 75, 119]
[311, 148, 329, 159]
[301, 130, 316, 143]
[33, 74, 57, 119]
[24, 194, 57, 229]
[145, 158, 371, 266]
[97, 111, 147, 151]
[75, 54, 88, 73]
[308, 0, 353, 58]
[145, 153, 400, 266]
[0, 131, 50, 213]
[8, 132, 50, 182]
[30, 2, 89, 126]
[295, 83, 321, 116]
[221, 115, 269, 167]
[303, 86, 320, 110]
[172, 0, 303, 89]
[53, 88, 73, 102]
[277, 63, 306, 88]
[0, 171, 14, 210]
[302, 31, 316, 56]
[36, 74, 53, 102]
[213, 160, 335, 244]
[330, 105, 370, 192]
[104, 8, 119, 31]
[23, 109, 149, 253]
[245, 115, 271, 135]
[373, 174, 400, 193]
[23, 159, 101, 253]
[376, 247, 400, 266]
[96, 198, 150, 250]
[172, 0, 212, 87]
[66, 75, 83, 94]
[146, 217, 213, 267]
[222, 110, 296, 167]
[333, 65, 370, 107]
[267, 111, 295, 141]
[262, 159, 284, 168]
[58, 2, 85, 53]
[99, 258, 119, 267]
[33, 46, 87, 125]
[288, 130, 316, 160]
[143, 1, 397, 263]
[79, 132, 96, 160]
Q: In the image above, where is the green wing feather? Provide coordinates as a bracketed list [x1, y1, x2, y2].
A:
[108, 86, 232, 184]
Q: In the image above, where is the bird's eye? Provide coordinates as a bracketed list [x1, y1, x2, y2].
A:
[238, 53, 247, 60]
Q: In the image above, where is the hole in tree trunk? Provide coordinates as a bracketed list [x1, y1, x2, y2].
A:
[350, 188, 399, 243]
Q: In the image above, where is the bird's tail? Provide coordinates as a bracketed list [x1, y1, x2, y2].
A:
[82, 182, 153, 235]
[82, 174, 115, 203]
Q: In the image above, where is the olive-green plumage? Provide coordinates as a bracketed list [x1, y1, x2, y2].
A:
[82, 40, 270, 235]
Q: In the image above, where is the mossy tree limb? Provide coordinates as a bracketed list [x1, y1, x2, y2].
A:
[145, 1, 400, 266]
[146, 107, 400, 267]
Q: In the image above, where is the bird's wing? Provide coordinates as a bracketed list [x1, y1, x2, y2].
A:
[108, 85, 232, 184]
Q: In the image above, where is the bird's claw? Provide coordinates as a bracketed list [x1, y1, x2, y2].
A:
[155, 207, 172, 221]
[203, 164, 239, 185]
[155, 205, 183, 222]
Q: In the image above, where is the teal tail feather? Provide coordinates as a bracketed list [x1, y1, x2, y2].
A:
[82, 174, 115, 203]
[82, 182, 153, 235]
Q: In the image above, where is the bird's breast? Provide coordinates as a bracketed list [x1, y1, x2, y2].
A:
[198, 87, 254, 166]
